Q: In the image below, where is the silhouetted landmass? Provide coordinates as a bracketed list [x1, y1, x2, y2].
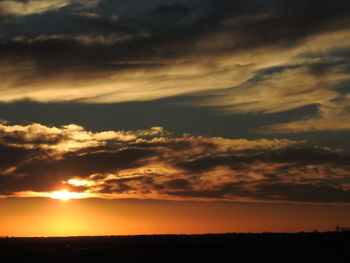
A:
[1, 232, 349, 262]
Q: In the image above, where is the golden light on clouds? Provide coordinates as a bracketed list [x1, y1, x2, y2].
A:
[1, 122, 350, 205]
[67, 179, 95, 187]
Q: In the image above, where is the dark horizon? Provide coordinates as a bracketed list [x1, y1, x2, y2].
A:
[0, 230, 348, 238]
[1, 231, 350, 262]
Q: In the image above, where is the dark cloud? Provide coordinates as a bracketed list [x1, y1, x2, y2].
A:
[0, 143, 32, 168]
[72, 13, 137, 34]
[254, 183, 350, 203]
[165, 182, 350, 203]
[0, 147, 156, 194]
[164, 179, 191, 190]
[307, 62, 333, 77]
[176, 155, 248, 173]
[176, 147, 350, 173]
[165, 189, 227, 199]
[151, 3, 193, 17]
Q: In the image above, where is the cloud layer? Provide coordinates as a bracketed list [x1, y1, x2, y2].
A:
[1, 0, 350, 134]
[1, 122, 349, 204]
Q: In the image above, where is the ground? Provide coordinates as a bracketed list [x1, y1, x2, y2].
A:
[1, 232, 349, 262]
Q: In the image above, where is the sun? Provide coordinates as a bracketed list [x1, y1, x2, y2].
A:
[48, 190, 87, 201]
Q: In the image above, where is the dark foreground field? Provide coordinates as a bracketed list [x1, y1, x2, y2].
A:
[1, 232, 350, 262]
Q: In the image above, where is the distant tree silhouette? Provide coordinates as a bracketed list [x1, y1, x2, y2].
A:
[336, 225, 350, 232]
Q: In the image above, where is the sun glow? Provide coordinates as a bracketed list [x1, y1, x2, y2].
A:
[48, 190, 88, 201]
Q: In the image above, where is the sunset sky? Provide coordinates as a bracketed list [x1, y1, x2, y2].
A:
[1, 0, 350, 237]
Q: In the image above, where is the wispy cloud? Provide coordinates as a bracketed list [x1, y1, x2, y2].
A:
[0, 0, 70, 16]
[261, 95, 350, 133]
[0, 0, 101, 16]
[1, 0, 350, 136]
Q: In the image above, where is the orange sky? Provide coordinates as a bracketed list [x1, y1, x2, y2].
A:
[1, 197, 350, 237]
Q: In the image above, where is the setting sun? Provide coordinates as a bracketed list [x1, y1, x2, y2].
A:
[48, 190, 88, 201]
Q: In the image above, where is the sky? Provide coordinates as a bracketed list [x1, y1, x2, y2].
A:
[0, 0, 350, 236]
